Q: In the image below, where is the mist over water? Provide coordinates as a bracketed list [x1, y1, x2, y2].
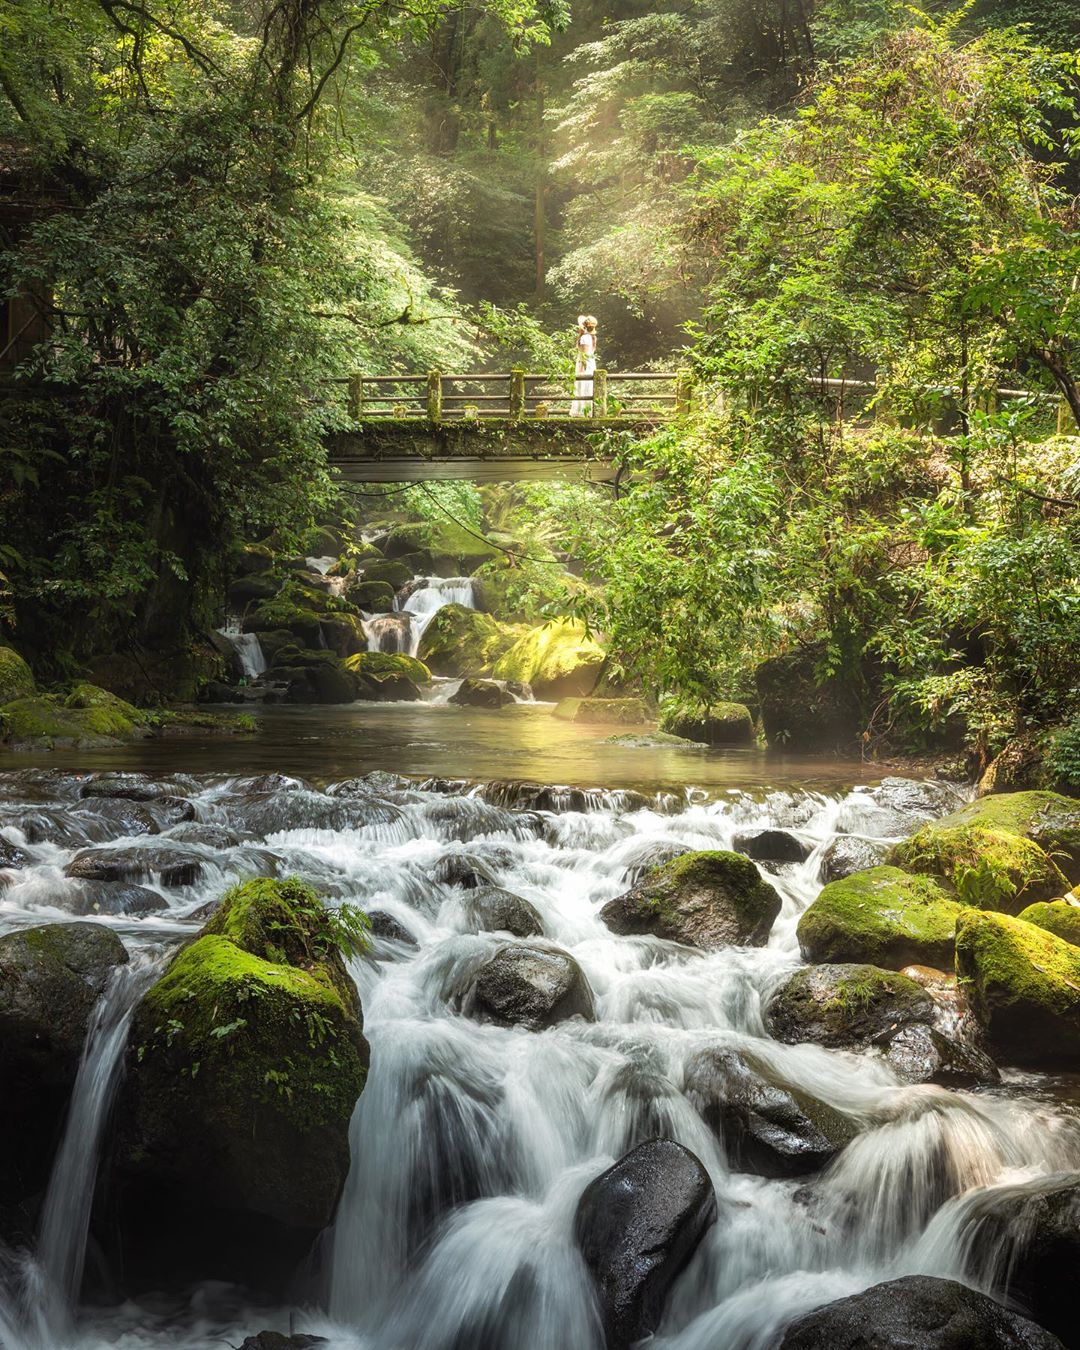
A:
[0, 756, 1078, 1349]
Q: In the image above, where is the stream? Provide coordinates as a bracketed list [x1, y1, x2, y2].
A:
[1, 731, 1078, 1348]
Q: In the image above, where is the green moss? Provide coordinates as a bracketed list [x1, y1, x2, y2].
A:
[418, 603, 520, 677]
[492, 619, 605, 698]
[797, 866, 964, 969]
[604, 731, 700, 748]
[659, 697, 754, 746]
[889, 821, 1069, 912]
[955, 910, 1080, 1065]
[344, 651, 430, 684]
[0, 688, 152, 746]
[1016, 900, 1080, 949]
[384, 521, 500, 573]
[346, 579, 396, 611]
[552, 697, 649, 726]
[945, 791, 1080, 884]
[625, 848, 781, 947]
[0, 647, 34, 705]
[358, 560, 414, 590]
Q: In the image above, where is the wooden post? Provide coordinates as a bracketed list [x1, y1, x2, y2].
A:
[427, 371, 442, 423]
[347, 374, 364, 421]
[594, 368, 608, 418]
[675, 368, 692, 416]
[510, 368, 526, 419]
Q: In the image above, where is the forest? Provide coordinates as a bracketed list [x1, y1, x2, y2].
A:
[5, 3, 1080, 1350]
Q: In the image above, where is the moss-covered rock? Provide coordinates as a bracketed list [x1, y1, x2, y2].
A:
[266, 648, 356, 704]
[938, 791, 1080, 885]
[600, 850, 782, 949]
[0, 647, 34, 705]
[345, 578, 396, 612]
[1017, 900, 1080, 948]
[553, 697, 650, 726]
[358, 559, 414, 590]
[797, 867, 966, 970]
[299, 524, 340, 557]
[493, 619, 605, 699]
[603, 731, 700, 748]
[449, 677, 514, 708]
[659, 698, 754, 746]
[318, 612, 368, 658]
[755, 641, 863, 751]
[227, 571, 282, 610]
[344, 651, 431, 684]
[115, 878, 368, 1289]
[766, 963, 934, 1048]
[383, 521, 500, 574]
[0, 686, 152, 748]
[955, 910, 1080, 1066]
[889, 816, 1070, 912]
[417, 604, 519, 677]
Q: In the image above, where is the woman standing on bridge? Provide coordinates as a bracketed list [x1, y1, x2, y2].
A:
[570, 315, 598, 416]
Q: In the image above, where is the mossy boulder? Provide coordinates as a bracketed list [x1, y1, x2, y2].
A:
[493, 619, 605, 699]
[0, 922, 129, 1204]
[318, 612, 368, 657]
[889, 816, 1070, 912]
[600, 850, 782, 950]
[0, 686, 152, 748]
[345, 578, 396, 612]
[358, 559, 414, 590]
[345, 651, 430, 684]
[299, 524, 340, 557]
[383, 521, 500, 574]
[755, 641, 863, 751]
[797, 867, 966, 970]
[937, 791, 1080, 885]
[553, 697, 650, 726]
[1016, 900, 1080, 948]
[227, 571, 281, 610]
[114, 878, 368, 1290]
[659, 699, 754, 746]
[604, 731, 699, 748]
[765, 963, 933, 1048]
[0, 647, 35, 705]
[245, 597, 325, 648]
[417, 604, 519, 677]
[955, 910, 1080, 1067]
[266, 648, 356, 705]
[449, 677, 514, 708]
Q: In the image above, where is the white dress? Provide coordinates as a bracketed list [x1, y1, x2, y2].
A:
[571, 333, 596, 416]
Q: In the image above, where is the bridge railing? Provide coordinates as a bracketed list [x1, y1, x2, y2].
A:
[341, 369, 692, 422]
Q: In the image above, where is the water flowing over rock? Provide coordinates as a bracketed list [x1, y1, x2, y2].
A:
[0, 923, 129, 1205]
[574, 1138, 717, 1349]
[779, 1276, 1064, 1349]
[684, 1045, 855, 1177]
[463, 885, 545, 937]
[766, 963, 934, 1048]
[600, 849, 782, 949]
[734, 827, 812, 863]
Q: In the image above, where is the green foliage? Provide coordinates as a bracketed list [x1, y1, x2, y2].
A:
[1047, 721, 1080, 793]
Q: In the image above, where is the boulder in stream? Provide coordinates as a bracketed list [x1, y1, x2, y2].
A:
[765, 963, 933, 1049]
[112, 878, 369, 1290]
[0, 922, 129, 1204]
[1016, 899, 1080, 948]
[492, 619, 605, 699]
[65, 843, 205, 887]
[684, 1045, 855, 1177]
[463, 942, 595, 1029]
[450, 677, 514, 708]
[733, 828, 812, 864]
[955, 910, 1080, 1067]
[779, 1275, 1064, 1349]
[796, 866, 966, 970]
[239, 1336, 329, 1350]
[463, 885, 544, 938]
[574, 1138, 717, 1350]
[819, 835, 889, 883]
[600, 850, 782, 950]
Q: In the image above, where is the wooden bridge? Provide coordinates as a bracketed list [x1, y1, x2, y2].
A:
[325, 368, 690, 482]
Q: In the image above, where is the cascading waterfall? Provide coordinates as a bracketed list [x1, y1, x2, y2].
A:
[216, 619, 267, 680]
[0, 767, 1076, 1349]
[362, 575, 476, 658]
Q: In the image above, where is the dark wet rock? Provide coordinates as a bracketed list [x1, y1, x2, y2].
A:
[464, 886, 544, 938]
[220, 789, 399, 837]
[463, 943, 595, 1030]
[65, 845, 205, 888]
[329, 771, 414, 797]
[73, 797, 162, 838]
[0, 835, 30, 869]
[820, 836, 889, 883]
[78, 776, 176, 802]
[353, 671, 423, 702]
[113, 879, 368, 1294]
[871, 776, 963, 820]
[239, 1335, 329, 1350]
[73, 881, 169, 918]
[684, 1046, 855, 1178]
[143, 796, 197, 828]
[367, 910, 417, 946]
[882, 1020, 999, 1087]
[186, 899, 221, 922]
[618, 840, 693, 885]
[600, 850, 782, 950]
[574, 1138, 717, 1350]
[765, 964, 933, 1050]
[0, 922, 129, 1203]
[3, 808, 89, 847]
[167, 823, 242, 849]
[434, 854, 489, 889]
[429, 778, 657, 815]
[955, 1176, 1080, 1347]
[779, 1275, 1063, 1350]
[733, 828, 812, 864]
[449, 678, 514, 709]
